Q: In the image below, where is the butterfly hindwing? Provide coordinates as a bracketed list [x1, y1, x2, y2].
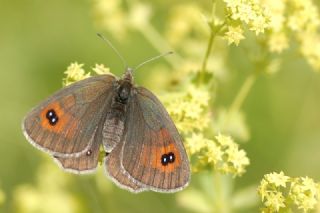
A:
[104, 140, 146, 193]
[53, 126, 101, 174]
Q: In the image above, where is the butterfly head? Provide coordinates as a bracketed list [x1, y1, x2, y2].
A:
[122, 67, 134, 83]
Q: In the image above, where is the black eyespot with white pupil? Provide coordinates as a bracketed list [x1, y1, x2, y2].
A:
[46, 109, 59, 125]
[86, 150, 92, 156]
[161, 152, 175, 166]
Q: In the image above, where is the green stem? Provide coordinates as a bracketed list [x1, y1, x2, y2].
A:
[198, 1, 217, 84]
[213, 172, 231, 213]
[197, 27, 216, 86]
[229, 73, 256, 113]
[201, 29, 215, 73]
[198, 21, 226, 85]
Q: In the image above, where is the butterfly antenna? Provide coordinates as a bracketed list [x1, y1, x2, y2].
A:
[97, 33, 129, 69]
[133, 51, 173, 72]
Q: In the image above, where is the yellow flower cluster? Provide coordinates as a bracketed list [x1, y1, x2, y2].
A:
[63, 62, 112, 86]
[213, 134, 249, 176]
[161, 85, 210, 134]
[93, 0, 151, 40]
[184, 132, 249, 176]
[258, 171, 320, 212]
[263, 0, 320, 71]
[223, 0, 270, 45]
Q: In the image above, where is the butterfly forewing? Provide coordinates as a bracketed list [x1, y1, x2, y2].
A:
[22, 75, 116, 157]
[121, 87, 190, 192]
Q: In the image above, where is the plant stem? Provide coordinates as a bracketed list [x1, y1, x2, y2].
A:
[229, 73, 256, 113]
[197, 26, 216, 86]
[201, 29, 215, 73]
[198, 1, 217, 84]
[213, 172, 231, 213]
[198, 20, 226, 85]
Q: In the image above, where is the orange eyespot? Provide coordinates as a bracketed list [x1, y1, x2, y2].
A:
[139, 128, 181, 173]
[40, 102, 70, 134]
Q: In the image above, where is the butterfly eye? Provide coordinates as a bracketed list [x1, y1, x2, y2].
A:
[45, 109, 59, 125]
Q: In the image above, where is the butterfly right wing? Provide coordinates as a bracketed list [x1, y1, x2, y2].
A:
[22, 75, 116, 157]
[120, 87, 190, 192]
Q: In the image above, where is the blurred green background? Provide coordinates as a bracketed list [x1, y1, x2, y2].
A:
[0, 0, 320, 212]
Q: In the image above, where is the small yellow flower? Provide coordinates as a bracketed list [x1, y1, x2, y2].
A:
[301, 177, 319, 195]
[237, 3, 254, 24]
[185, 133, 208, 155]
[258, 179, 269, 201]
[205, 140, 223, 164]
[249, 15, 269, 35]
[63, 62, 90, 86]
[265, 171, 289, 188]
[224, 26, 245, 46]
[215, 134, 234, 147]
[264, 191, 286, 212]
[92, 64, 112, 75]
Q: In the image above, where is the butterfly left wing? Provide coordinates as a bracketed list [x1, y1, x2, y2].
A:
[22, 75, 115, 157]
[121, 87, 190, 193]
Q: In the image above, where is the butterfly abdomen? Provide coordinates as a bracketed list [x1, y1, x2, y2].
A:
[102, 116, 124, 152]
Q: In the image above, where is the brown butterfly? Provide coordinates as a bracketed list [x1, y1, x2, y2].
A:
[22, 35, 190, 193]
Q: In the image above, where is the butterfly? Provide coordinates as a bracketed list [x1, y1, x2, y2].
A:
[22, 36, 190, 193]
